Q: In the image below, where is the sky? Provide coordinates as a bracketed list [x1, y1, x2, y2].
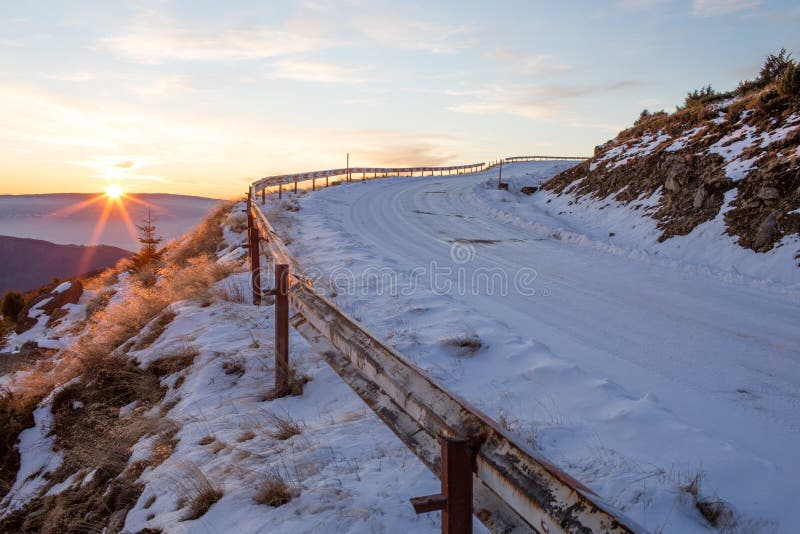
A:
[0, 0, 798, 199]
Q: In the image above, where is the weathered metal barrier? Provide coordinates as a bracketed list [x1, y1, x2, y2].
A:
[246, 159, 642, 534]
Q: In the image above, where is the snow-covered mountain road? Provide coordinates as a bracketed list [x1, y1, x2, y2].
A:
[274, 162, 800, 533]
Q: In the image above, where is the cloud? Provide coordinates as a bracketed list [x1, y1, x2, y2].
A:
[325, 130, 460, 167]
[448, 81, 640, 121]
[269, 59, 367, 84]
[101, 20, 322, 64]
[486, 49, 572, 75]
[354, 14, 473, 53]
[691, 0, 761, 17]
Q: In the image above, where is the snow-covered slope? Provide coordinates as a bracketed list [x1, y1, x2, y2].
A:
[270, 163, 799, 533]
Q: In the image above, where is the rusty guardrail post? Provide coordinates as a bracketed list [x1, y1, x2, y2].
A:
[249, 224, 261, 306]
[278, 183, 283, 199]
[411, 436, 473, 534]
[273, 263, 289, 397]
[261, 188, 265, 204]
[293, 179, 298, 194]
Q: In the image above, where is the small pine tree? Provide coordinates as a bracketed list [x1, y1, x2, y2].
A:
[128, 210, 163, 273]
[1, 290, 25, 322]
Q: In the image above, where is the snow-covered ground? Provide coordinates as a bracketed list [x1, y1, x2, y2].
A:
[270, 161, 800, 533]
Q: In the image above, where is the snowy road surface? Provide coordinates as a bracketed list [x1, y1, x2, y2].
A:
[273, 162, 800, 533]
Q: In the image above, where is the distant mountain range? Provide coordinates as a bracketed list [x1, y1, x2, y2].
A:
[0, 193, 223, 250]
[0, 235, 131, 293]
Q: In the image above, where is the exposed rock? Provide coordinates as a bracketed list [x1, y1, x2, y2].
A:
[665, 175, 682, 193]
[753, 212, 779, 251]
[520, 186, 539, 195]
[693, 186, 708, 210]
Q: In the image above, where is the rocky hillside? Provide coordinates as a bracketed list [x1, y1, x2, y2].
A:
[545, 53, 800, 260]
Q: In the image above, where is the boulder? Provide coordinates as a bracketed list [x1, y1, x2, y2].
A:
[520, 186, 539, 195]
[753, 211, 779, 250]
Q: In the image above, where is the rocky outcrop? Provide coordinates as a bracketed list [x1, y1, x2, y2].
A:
[545, 86, 800, 252]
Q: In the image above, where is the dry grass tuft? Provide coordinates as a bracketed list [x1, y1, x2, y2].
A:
[678, 469, 735, 528]
[263, 410, 304, 441]
[222, 357, 246, 378]
[261, 368, 311, 401]
[177, 463, 223, 521]
[444, 335, 484, 355]
[237, 430, 256, 442]
[253, 471, 296, 507]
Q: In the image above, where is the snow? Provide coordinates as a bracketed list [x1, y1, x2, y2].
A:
[665, 126, 705, 152]
[707, 113, 800, 182]
[591, 131, 670, 170]
[52, 281, 72, 294]
[269, 162, 799, 533]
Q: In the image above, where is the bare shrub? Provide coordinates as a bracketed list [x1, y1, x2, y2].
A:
[253, 471, 297, 507]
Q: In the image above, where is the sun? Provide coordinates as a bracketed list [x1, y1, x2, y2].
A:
[105, 185, 123, 199]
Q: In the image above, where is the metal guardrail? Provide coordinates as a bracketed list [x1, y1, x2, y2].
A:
[246, 158, 643, 534]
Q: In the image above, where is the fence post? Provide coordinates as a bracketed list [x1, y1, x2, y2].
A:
[273, 264, 289, 397]
[249, 220, 261, 306]
[261, 188, 265, 205]
[312, 177, 316, 191]
[411, 436, 473, 534]
[294, 179, 298, 194]
[326, 176, 329, 187]
[278, 183, 282, 199]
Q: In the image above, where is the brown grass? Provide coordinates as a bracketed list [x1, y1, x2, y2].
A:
[261, 368, 311, 400]
[444, 335, 484, 355]
[678, 469, 735, 528]
[168, 203, 232, 267]
[263, 410, 304, 441]
[134, 310, 178, 351]
[177, 463, 223, 521]
[84, 288, 116, 320]
[253, 471, 296, 507]
[146, 344, 199, 378]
